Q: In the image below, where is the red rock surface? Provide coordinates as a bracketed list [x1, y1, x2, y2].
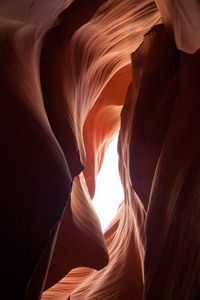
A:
[1, 1, 200, 299]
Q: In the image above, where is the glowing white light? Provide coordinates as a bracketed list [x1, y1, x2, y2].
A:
[92, 134, 124, 231]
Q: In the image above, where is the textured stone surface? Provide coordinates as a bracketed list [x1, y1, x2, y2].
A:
[1, 1, 200, 299]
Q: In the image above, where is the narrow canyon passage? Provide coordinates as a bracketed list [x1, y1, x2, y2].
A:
[1, 1, 200, 300]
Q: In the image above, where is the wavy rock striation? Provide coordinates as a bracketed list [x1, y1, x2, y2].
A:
[1, 1, 200, 299]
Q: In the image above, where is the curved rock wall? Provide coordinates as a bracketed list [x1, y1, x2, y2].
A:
[1, 1, 200, 299]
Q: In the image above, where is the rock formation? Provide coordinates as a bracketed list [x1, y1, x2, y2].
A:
[1, 1, 200, 299]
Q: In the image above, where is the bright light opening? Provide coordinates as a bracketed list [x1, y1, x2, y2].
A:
[92, 134, 124, 231]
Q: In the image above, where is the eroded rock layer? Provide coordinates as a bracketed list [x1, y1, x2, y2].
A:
[1, 1, 200, 299]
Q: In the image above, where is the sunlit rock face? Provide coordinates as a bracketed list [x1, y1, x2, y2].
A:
[1, 1, 200, 299]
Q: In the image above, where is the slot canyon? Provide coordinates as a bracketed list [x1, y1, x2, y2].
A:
[1, 1, 200, 299]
